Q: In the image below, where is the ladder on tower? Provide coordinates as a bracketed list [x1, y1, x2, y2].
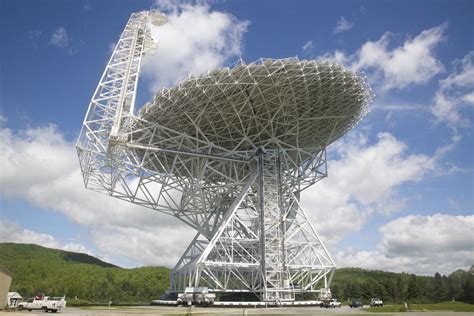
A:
[259, 151, 294, 302]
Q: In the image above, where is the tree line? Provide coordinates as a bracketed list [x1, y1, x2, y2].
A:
[330, 267, 474, 304]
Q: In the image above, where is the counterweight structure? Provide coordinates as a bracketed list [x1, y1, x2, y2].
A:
[77, 11, 373, 302]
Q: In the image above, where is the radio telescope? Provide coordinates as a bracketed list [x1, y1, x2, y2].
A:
[77, 11, 373, 302]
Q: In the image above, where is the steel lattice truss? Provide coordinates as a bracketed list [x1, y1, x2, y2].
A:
[77, 11, 373, 302]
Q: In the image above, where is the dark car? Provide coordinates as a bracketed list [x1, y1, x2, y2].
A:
[349, 300, 363, 308]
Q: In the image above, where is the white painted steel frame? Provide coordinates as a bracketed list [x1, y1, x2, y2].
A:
[77, 11, 373, 303]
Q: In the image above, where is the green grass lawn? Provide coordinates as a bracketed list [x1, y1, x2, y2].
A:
[363, 301, 474, 312]
[411, 301, 474, 312]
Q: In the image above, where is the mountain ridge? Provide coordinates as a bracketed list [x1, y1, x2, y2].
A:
[0, 243, 117, 268]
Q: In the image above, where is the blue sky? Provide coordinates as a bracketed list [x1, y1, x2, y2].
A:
[0, 0, 473, 275]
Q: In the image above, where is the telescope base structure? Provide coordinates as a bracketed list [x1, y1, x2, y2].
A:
[170, 151, 336, 302]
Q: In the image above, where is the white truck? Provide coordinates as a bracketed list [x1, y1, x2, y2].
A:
[370, 297, 383, 307]
[18, 296, 66, 313]
[329, 299, 342, 308]
[320, 298, 341, 308]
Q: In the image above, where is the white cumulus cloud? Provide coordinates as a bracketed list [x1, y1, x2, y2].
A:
[337, 214, 474, 275]
[143, 1, 249, 90]
[380, 213, 474, 255]
[0, 125, 76, 197]
[354, 24, 446, 92]
[463, 92, 474, 104]
[432, 51, 474, 127]
[320, 26, 472, 127]
[0, 219, 92, 255]
[302, 131, 442, 246]
[0, 219, 59, 248]
[93, 226, 194, 267]
[320, 24, 446, 93]
[320, 50, 348, 65]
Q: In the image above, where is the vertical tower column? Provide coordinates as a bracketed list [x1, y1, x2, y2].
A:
[258, 149, 294, 302]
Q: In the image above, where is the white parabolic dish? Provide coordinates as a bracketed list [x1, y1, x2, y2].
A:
[138, 58, 372, 163]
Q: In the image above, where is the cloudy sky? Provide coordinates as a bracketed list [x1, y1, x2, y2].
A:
[0, 0, 473, 275]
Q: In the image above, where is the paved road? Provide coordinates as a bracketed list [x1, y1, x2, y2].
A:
[2, 306, 473, 316]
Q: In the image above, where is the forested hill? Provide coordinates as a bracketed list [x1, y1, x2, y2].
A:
[0, 243, 170, 304]
[0, 243, 116, 268]
[1, 243, 472, 305]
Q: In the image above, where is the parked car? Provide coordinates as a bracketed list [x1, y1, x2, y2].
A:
[330, 299, 342, 308]
[320, 299, 341, 308]
[349, 300, 363, 308]
[370, 297, 383, 307]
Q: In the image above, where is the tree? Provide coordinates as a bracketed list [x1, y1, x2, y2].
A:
[407, 275, 423, 302]
[387, 279, 401, 303]
[460, 266, 474, 303]
[397, 275, 409, 302]
[344, 282, 362, 300]
[448, 269, 467, 301]
[432, 272, 449, 302]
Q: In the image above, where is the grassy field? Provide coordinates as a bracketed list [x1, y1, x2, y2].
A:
[363, 301, 474, 312]
[411, 301, 474, 312]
